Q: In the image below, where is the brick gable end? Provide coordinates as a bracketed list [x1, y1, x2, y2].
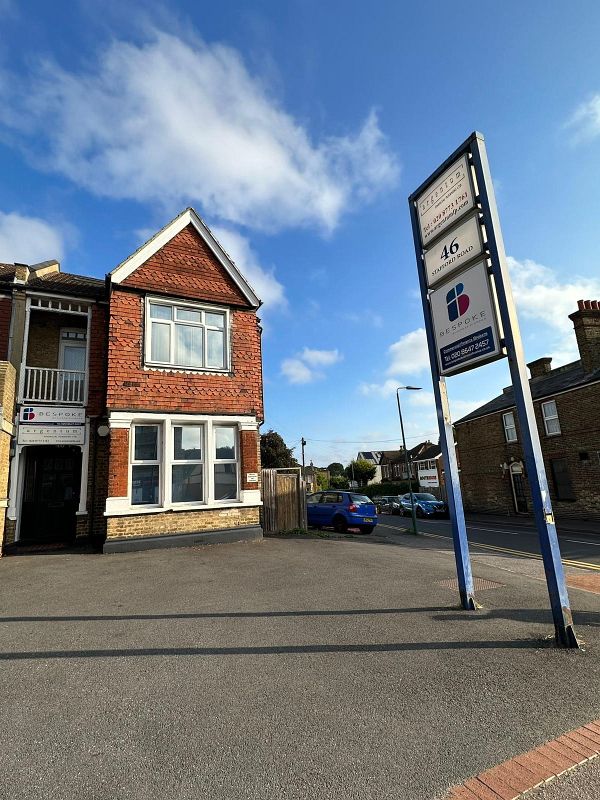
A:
[121, 224, 252, 307]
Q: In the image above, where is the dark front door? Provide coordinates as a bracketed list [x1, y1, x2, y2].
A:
[20, 446, 82, 544]
[510, 465, 528, 514]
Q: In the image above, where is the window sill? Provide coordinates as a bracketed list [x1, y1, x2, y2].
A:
[144, 363, 231, 376]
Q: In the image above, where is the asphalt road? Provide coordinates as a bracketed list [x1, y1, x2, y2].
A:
[377, 514, 600, 571]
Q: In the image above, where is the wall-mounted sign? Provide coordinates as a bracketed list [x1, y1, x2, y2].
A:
[429, 260, 503, 375]
[18, 425, 85, 445]
[246, 472, 259, 483]
[424, 213, 484, 288]
[19, 405, 86, 424]
[417, 155, 475, 246]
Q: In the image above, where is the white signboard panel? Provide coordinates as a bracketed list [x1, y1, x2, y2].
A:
[246, 472, 259, 483]
[424, 214, 484, 287]
[417, 155, 475, 246]
[429, 260, 503, 375]
[18, 425, 85, 445]
[418, 467, 439, 488]
[19, 405, 86, 424]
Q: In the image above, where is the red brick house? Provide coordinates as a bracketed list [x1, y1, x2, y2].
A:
[454, 301, 600, 521]
[0, 208, 264, 553]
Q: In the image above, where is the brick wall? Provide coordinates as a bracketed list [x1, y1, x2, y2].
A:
[108, 427, 129, 497]
[122, 224, 251, 306]
[0, 296, 12, 361]
[0, 362, 16, 553]
[106, 505, 260, 539]
[87, 304, 108, 417]
[106, 290, 263, 416]
[241, 429, 259, 490]
[455, 380, 600, 520]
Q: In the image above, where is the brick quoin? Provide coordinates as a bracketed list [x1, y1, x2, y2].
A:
[87, 303, 108, 417]
[0, 296, 12, 360]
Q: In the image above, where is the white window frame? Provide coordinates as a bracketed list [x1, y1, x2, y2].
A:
[213, 424, 240, 503]
[502, 411, 517, 443]
[171, 423, 205, 506]
[130, 424, 162, 507]
[144, 296, 230, 372]
[541, 399, 561, 436]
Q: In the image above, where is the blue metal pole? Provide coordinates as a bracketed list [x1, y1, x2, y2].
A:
[408, 198, 476, 611]
[470, 134, 578, 648]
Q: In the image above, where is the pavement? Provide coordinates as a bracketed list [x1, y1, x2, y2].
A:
[0, 531, 599, 799]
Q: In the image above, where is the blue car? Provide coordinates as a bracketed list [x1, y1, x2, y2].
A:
[399, 492, 448, 518]
[306, 491, 378, 534]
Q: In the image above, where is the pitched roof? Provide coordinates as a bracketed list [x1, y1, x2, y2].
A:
[455, 360, 600, 424]
[413, 443, 442, 462]
[110, 207, 261, 308]
[0, 263, 105, 299]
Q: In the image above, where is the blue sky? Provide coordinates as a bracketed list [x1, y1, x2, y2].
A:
[1, 1, 600, 467]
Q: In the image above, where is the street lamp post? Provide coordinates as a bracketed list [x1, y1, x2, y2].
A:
[396, 386, 422, 535]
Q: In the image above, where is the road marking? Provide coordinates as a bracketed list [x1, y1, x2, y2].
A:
[377, 524, 600, 572]
[565, 538, 600, 547]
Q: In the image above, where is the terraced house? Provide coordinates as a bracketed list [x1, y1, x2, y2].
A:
[0, 208, 264, 554]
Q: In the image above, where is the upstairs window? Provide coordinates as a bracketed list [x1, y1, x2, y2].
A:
[145, 298, 228, 371]
[541, 400, 561, 436]
[502, 411, 517, 442]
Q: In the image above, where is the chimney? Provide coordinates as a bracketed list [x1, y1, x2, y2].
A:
[569, 300, 600, 374]
[527, 357, 552, 379]
[13, 263, 29, 284]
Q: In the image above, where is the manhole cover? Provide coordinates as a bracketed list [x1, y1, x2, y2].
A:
[436, 577, 505, 591]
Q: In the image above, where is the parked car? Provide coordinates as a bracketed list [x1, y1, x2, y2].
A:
[306, 491, 378, 533]
[376, 495, 403, 515]
[399, 493, 448, 518]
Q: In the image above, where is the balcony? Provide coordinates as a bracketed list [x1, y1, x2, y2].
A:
[23, 367, 86, 405]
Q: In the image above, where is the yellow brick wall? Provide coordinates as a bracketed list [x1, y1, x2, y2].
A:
[106, 505, 260, 539]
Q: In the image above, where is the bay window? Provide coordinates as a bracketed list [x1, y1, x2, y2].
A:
[146, 298, 228, 371]
[129, 420, 241, 508]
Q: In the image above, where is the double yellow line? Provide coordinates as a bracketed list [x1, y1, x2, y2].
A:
[379, 524, 600, 572]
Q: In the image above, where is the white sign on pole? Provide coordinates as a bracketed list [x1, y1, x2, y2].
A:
[429, 260, 503, 376]
[424, 213, 484, 288]
[19, 405, 86, 424]
[416, 155, 475, 246]
[418, 467, 439, 488]
[18, 426, 85, 445]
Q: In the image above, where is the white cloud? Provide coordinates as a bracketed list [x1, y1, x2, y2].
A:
[2, 31, 399, 233]
[0, 211, 64, 264]
[281, 358, 313, 385]
[565, 94, 600, 143]
[358, 379, 399, 398]
[386, 327, 430, 376]
[281, 347, 342, 384]
[508, 256, 600, 364]
[211, 225, 286, 310]
[300, 347, 342, 367]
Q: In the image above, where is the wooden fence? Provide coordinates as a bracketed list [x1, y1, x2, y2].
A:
[261, 468, 307, 533]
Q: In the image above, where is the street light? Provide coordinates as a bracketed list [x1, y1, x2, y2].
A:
[396, 386, 422, 535]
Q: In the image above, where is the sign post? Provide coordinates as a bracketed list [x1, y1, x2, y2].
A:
[408, 132, 578, 646]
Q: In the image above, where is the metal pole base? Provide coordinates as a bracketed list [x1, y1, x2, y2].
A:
[555, 623, 580, 649]
[459, 591, 476, 611]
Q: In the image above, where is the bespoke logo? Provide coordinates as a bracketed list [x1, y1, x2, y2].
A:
[22, 407, 36, 421]
[446, 283, 470, 322]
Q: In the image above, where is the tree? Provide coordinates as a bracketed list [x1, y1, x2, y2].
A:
[327, 462, 345, 476]
[260, 430, 298, 468]
[330, 474, 349, 490]
[345, 458, 376, 486]
[315, 471, 329, 490]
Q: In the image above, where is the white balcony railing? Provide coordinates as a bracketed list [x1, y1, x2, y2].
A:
[23, 367, 86, 404]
